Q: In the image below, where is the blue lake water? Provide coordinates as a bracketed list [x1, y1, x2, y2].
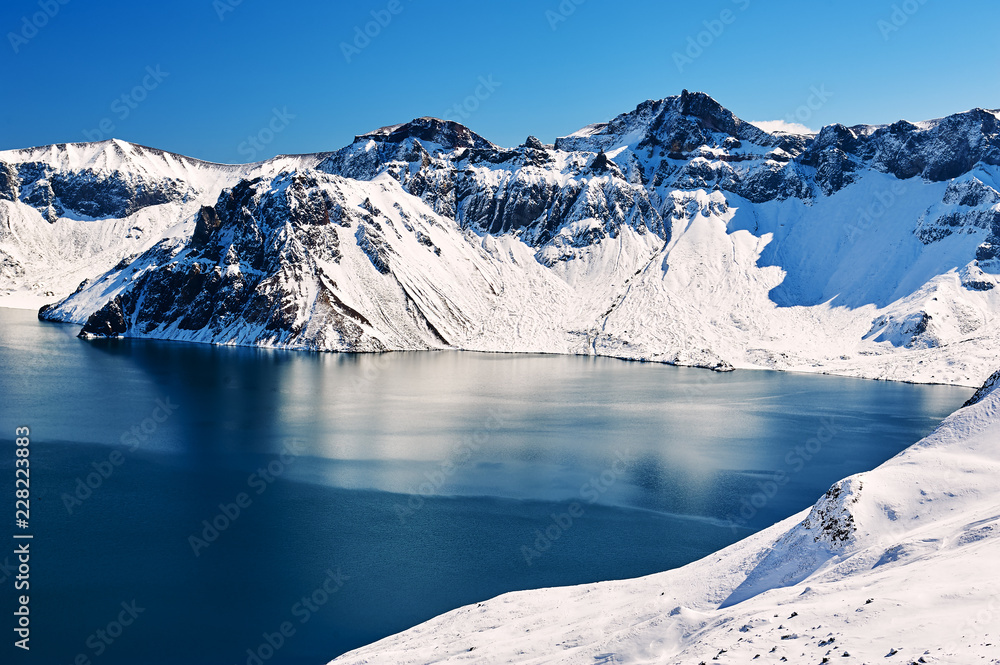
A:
[0, 307, 972, 664]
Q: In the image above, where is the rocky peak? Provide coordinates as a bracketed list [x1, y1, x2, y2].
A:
[804, 108, 1000, 184]
[354, 117, 496, 152]
[554, 97, 673, 152]
[672, 89, 753, 139]
[943, 177, 1000, 207]
[555, 91, 793, 155]
[523, 135, 545, 150]
[805, 124, 865, 157]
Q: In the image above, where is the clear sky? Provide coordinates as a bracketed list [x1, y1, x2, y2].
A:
[1, 0, 997, 163]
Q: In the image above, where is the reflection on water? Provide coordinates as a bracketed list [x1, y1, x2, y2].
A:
[0, 308, 972, 664]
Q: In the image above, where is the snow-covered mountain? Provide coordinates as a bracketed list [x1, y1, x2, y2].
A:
[329, 368, 1000, 665]
[0, 139, 326, 311]
[4, 91, 1000, 385]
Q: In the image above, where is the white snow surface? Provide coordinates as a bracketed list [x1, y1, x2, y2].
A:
[332, 375, 1000, 665]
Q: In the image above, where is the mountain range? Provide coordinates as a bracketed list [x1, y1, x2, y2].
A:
[2, 90, 999, 385]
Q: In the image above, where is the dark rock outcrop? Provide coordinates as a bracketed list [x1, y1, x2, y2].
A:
[8, 162, 191, 221]
[80, 295, 128, 337]
[355, 117, 496, 151]
[0, 161, 20, 201]
[963, 369, 1000, 407]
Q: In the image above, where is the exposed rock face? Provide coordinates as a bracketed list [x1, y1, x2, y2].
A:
[320, 92, 1000, 229]
[191, 205, 222, 248]
[801, 109, 1000, 195]
[319, 120, 665, 249]
[355, 117, 498, 151]
[0, 161, 20, 201]
[801, 479, 863, 548]
[69, 172, 438, 351]
[554, 91, 799, 154]
[80, 295, 128, 337]
[964, 369, 1000, 407]
[976, 211, 1000, 262]
[943, 177, 1000, 207]
[7, 162, 192, 222]
[873, 110, 1000, 181]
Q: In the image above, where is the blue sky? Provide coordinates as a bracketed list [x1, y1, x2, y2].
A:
[1, 0, 997, 163]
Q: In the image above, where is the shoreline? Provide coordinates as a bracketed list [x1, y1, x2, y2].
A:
[1, 301, 986, 389]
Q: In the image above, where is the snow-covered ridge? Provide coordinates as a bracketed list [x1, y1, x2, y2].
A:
[0, 138, 330, 309]
[0, 137, 331, 171]
[4, 91, 1000, 386]
[331, 370, 1000, 665]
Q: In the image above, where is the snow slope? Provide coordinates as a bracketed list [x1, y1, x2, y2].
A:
[0, 139, 326, 308]
[331, 369, 1000, 665]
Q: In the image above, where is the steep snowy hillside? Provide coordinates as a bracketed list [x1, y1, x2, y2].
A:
[6, 92, 1000, 385]
[0, 139, 326, 308]
[331, 369, 1000, 665]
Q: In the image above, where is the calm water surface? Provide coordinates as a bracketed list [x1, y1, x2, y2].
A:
[0, 308, 972, 664]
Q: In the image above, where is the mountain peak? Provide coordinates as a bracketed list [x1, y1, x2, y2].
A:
[673, 89, 746, 136]
[355, 117, 496, 151]
[555, 90, 786, 153]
